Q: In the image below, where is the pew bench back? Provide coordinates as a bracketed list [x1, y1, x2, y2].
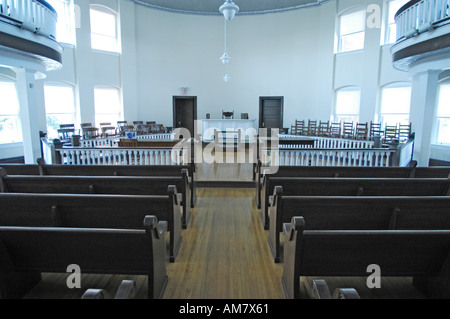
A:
[282, 216, 450, 299]
[0, 216, 168, 299]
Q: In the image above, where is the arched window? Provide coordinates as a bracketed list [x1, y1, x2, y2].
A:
[0, 76, 22, 144]
[90, 5, 120, 53]
[94, 86, 122, 127]
[379, 82, 411, 126]
[335, 86, 361, 123]
[44, 82, 77, 138]
[383, 0, 409, 45]
[337, 9, 366, 53]
[46, 0, 76, 45]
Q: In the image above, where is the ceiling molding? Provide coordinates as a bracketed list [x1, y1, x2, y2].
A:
[129, 0, 333, 16]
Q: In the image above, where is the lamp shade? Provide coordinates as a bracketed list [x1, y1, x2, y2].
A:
[219, 0, 239, 21]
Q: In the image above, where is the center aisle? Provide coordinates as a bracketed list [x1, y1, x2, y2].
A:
[163, 187, 285, 299]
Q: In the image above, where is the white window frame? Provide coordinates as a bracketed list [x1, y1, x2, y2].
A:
[382, 0, 409, 45]
[0, 76, 22, 144]
[433, 81, 450, 145]
[334, 86, 361, 123]
[90, 5, 121, 54]
[46, 0, 77, 46]
[44, 81, 78, 139]
[379, 82, 412, 127]
[94, 86, 123, 128]
[336, 9, 366, 53]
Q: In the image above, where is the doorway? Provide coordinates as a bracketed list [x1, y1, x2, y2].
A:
[259, 96, 284, 135]
[173, 96, 197, 139]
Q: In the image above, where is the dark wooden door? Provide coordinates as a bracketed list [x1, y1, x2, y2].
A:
[259, 97, 283, 135]
[173, 96, 197, 139]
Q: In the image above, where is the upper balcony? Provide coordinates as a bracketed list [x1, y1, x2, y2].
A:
[391, 0, 450, 71]
[0, 0, 62, 73]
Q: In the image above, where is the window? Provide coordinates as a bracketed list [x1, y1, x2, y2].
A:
[0, 79, 22, 144]
[337, 10, 366, 53]
[379, 83, 411, 126]
[47, 0, 76, 45]
[435, 83, 450, 145]
[94, 86, 122, 127]
[335, 87, 361, 123]
[90, 6, 120, 53]
[44, 83, 77, 138]
[384, 0, 409, 45]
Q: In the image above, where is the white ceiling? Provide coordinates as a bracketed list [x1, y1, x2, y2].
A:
[131, 0, 333, 15]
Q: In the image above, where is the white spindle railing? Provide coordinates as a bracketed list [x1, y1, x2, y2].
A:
[278, 135, 375, 149]
[57, 147, 189, 166]
[261, 148, 395, 167]
[0, 0, 57, 39]
[395, 0, 450, 41]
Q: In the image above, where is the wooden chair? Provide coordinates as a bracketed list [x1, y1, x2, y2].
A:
[295, 120, 307, 136]
[318, 121, 330, 137]
[307, 120, 317, 136]
[117, 121, 128, 136]
[399, 123, 412, 140]
[369, 121, 382, 140]
[384, 124, 398, 143]
[330, 122, 341, 138]
[82, 127, 99, 139]
[135, 124, 151, 135]
[290, 124, 297, 135]
[342, 121, 354, 139]
[57, 125, 75, 140]
[355, 122, 368, 140]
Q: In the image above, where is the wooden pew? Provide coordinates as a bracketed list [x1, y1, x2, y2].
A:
[0, 160, 197, 208]
[282, 217, 450, 299]
[0, 216, 167, 299]
[0, 189, 182, 262]
[268, 186, 450, 262]
[0, 168, 192, 229]
[259, 176, 450, 229]
[82, 280, 137, 299]
[256, 160, 450, 209]
[310, 279, 360, 299]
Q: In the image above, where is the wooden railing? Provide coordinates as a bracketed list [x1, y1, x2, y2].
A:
[0, 0, 57, 39]
[395, 0, 450, 41]
[79, 133, 175, 148]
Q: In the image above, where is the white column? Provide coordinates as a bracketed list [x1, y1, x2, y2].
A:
[74, 0, 95, 125]
[15, 68, 47, 164]
[409, 69, 440, 167]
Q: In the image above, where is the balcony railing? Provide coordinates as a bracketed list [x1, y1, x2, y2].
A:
[395, 0, 450, 41]
[0, 0, 57, 40]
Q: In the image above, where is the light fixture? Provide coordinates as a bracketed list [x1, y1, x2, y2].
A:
[219, 0, 239, 21]
[219, 0, 239, 83]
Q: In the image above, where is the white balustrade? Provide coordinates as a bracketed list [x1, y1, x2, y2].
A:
[0, 0, 57, 39]
[261, 148, 395, 167]
[57, 147, 189, 166]
[395, 0, 450, 41]
[278, 135, 375, 149]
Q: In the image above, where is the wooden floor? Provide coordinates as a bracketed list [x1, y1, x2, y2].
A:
[22, 150, 427, 299]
